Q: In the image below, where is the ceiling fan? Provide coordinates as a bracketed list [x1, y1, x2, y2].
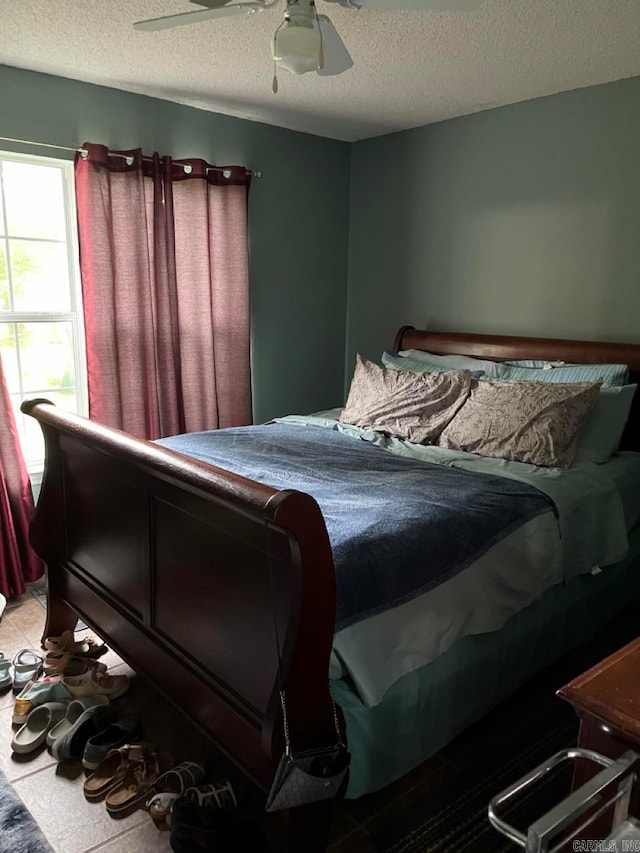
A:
[134, 0, 483, 90]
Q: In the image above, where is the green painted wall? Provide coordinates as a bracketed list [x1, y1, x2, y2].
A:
[5, 66, 640, 411]
[347, 75, 640, 377]
[0, 66, 351, 423]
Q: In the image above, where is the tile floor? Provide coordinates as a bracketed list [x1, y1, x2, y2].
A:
[0, 593, 175, 852]
[1, 591, 637, 853]
[2, 590, 386, 852]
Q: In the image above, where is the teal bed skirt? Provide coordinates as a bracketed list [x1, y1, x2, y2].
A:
[334, 527, 640, 799]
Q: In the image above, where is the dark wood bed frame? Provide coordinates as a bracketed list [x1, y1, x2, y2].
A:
[22, 328, 640, 851]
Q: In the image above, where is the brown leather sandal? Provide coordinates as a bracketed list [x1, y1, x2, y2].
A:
[84, 744, 154, 802]
[105, 749, 173, 816]
[44, 630, 107, 659]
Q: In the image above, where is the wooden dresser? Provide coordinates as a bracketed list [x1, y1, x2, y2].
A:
[558, 637, 640, 832]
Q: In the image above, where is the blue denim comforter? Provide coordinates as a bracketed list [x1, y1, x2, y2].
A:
[158, 424, 554, 631]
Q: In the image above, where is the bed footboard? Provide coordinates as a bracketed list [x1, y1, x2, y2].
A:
[22, 400, 339, 850]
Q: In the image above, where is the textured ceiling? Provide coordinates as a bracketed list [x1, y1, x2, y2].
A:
[1, 0, 640, 141]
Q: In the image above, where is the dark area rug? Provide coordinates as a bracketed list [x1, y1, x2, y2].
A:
[384, 719, 575, 853]
[0, 769, 54, 853]
[29, 580, 86, 631]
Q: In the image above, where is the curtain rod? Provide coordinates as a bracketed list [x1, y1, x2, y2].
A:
[0, 137, 262, 178]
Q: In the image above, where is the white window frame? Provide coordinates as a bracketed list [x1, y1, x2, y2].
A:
[0, 150, 88, 482]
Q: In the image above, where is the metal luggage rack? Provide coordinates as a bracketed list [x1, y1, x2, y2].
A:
[488, 748, 640, 852]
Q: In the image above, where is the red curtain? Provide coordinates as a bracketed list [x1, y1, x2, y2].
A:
[74, 143, 252, 440]
[0, 355, 43, 597]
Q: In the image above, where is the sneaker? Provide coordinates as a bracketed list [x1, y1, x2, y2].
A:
[52, 704, 117, 762]
[82, 716, 141, 770]
[62, 667, 129, 701]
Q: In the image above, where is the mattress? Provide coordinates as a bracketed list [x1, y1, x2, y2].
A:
[335, 525, 640, 798]
[276, 411, 638, 707]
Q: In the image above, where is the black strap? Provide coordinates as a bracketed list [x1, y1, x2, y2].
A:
[264, 520, 343, 755]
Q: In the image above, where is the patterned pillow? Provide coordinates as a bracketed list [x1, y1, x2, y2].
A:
[438, 379, 602, 468]
[340, 355, 472, 445]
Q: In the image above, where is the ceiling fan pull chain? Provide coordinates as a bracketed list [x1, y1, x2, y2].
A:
[272, 62, 279, 93]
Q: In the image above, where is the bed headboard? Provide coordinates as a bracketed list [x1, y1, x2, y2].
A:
[393, 326, 640, 454]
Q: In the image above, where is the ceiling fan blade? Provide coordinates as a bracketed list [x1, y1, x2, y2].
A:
[134, 3, 264, 31]
[316, 15, 354, 77]
[354, 0, 483, 9]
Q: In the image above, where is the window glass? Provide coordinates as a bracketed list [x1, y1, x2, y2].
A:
[15, 399, 45, 469]
[3, 161, 67, 240]
[0, 323, 20, 388]
[8, 240, 71, 312]
[0, 244, 9, 310]
[0, 152, 86, 473]
[14, 387, 80, 469]
[15, 321, 75, 392]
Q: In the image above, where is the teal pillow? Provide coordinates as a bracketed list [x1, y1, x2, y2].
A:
[505, 360, 557, 368]
[501, 362, 628, 387]
[573, 385, 637, 464]
[382, 349, 502, 378]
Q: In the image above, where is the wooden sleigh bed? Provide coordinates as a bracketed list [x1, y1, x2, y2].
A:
[23, 328, 640, 851]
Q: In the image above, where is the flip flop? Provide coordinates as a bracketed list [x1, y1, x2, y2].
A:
[12, 649, 43, 693]
[105, 749, 173, 816]
[0, 653, 11, 691]
[11, 702, 69, 754]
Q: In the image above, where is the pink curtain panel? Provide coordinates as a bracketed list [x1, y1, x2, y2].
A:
[75, 142, 252, 440]
[0, 355, 43, 597]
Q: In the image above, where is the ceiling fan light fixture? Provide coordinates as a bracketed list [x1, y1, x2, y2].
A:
[272, 17, 322, 74]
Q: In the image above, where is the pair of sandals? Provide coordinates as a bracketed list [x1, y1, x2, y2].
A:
[45, 630, 107, 659]
[0, 649, 43, 693]
[43, 631, 107, 677]
[147, 762, 241, 830]
[83, 743, 173, 816]
[0, 632, 107, 692]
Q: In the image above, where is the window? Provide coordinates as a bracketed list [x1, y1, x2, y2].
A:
[0, 152, 87, 476]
